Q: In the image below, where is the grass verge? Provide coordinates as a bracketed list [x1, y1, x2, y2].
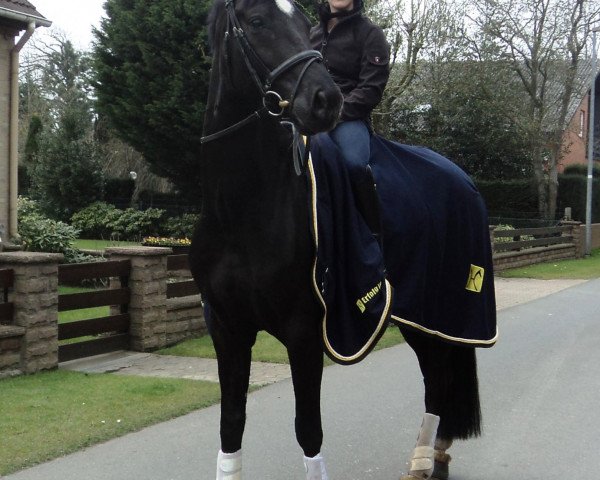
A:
[73, 239, 140, 250]
[498, 247, 600, 280]
[0, 370, 220, 476]
[158, 325, 405, 365]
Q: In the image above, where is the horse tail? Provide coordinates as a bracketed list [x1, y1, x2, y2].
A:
[437, 345, 482, 440]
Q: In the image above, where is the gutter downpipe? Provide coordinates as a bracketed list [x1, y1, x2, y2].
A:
[8, 21, 36, 239]
[1, 8, 51, 239]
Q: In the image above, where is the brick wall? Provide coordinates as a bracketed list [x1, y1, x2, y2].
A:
[493, 244, 577, 271]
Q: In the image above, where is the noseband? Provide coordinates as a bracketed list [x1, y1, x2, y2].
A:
[201, 0, 323, 144]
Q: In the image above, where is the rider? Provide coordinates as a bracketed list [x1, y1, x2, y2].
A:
[310, 0, 390, 241]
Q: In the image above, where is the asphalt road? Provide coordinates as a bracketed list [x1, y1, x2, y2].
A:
[6, 278, 600, 480]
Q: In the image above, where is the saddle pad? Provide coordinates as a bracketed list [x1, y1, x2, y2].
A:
[308, 133, 497, 364]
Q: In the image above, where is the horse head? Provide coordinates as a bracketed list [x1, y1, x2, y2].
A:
[206, 0, 343, 136]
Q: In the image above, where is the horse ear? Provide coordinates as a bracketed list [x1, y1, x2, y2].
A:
[207, 3, 230, 112]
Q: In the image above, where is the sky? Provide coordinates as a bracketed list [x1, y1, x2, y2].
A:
[27, 0, 106, 50]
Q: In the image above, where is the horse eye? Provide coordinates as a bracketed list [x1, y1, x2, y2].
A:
[249, 17, 265, 29]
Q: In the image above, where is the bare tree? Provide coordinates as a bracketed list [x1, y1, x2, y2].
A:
[473, 0, 600, 219]
[368, 0, 470, 133]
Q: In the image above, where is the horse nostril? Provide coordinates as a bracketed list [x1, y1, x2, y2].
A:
[314, 89, 328, 114]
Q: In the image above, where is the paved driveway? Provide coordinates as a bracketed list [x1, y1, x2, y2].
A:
[6, 278, 599, 480]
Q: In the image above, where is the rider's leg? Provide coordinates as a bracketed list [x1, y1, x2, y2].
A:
[329, 120, 382, 241]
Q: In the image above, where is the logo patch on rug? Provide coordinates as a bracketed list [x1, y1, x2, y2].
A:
[465, 264, 485, 293]
[356, 281, 383, 313]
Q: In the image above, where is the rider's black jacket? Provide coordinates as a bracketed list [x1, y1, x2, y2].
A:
[310, 4, 390, 122]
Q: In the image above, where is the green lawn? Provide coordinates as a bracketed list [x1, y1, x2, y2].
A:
[0, 370, 221, 476]
[158, 325, 405, 365]
[58, 286, 110, 324]
[73, 239, 140, 250]
[498, 247, 600, 280]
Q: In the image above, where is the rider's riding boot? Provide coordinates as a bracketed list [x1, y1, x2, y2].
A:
[353, 165, 383, 248]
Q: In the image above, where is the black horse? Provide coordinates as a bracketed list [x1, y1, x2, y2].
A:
[190, 0, 485, 478]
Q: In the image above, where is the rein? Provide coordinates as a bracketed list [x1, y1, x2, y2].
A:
[201, 0, 322, 151]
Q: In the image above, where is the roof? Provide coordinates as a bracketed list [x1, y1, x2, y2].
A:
[0, 0, 51, 27]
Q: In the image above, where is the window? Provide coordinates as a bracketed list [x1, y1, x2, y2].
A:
[579, 110, 585, 138]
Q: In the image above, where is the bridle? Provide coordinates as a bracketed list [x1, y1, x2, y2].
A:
[200, 0, 323, 153]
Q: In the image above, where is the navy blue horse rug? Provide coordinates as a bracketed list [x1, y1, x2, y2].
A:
[308, 133, 498, 365]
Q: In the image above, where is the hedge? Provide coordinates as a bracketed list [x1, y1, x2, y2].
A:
[556, 175, 600, 223]
[475, 176, 600, 223]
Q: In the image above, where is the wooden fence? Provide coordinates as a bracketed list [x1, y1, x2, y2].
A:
[493, 225, 572, 252]
[492, 224, 579, 270]
[57, 260, 131, 362]
[56, 252, 202, 362]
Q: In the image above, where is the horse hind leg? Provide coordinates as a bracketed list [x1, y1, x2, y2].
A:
[400, 412, 440, 480]
[400, 326, 482, 480]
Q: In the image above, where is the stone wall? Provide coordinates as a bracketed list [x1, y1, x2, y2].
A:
[166, 296, 206, 345]
[0, 252, 62, 377]
[0, 248, 205, 377]
[105, 247, 205, 351]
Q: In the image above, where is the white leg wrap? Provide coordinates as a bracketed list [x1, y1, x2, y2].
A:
[406, 413, 440, 479]
[216, 449, 242, 480]
[303, 452, 329, 480]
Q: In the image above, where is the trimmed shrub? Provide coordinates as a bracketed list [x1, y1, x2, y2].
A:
[557, 175, 600, 223]
[563, 163, 600, 177]
[474, 179, 539, 218]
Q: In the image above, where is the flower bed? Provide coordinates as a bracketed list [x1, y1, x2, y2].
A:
[142, 237, 191, 254]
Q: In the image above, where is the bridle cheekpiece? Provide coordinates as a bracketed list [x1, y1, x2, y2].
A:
[201, 0, 323, 145]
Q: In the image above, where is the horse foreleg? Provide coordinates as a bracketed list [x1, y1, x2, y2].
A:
[287, 330, 327, 480]
[212, 326, 255, 480]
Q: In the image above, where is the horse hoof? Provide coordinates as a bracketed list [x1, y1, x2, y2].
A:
[399, 474, 430, 480]
[431, 459, 449, 480]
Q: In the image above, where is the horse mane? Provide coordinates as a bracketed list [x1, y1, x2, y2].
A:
[207, 0, 226, 54]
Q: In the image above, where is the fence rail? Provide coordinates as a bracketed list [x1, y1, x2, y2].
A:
[0, 268, 14, 324]
[167, 254, 200, 299]
[492, 226, 572, 253]
[492, 224, 579, 270]
[58, 260, 131, 362]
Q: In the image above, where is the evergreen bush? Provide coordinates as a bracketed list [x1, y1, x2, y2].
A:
[163, 213, 200, 238]
[71, 203, 167, 241]
[71, 202, 120, 239]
